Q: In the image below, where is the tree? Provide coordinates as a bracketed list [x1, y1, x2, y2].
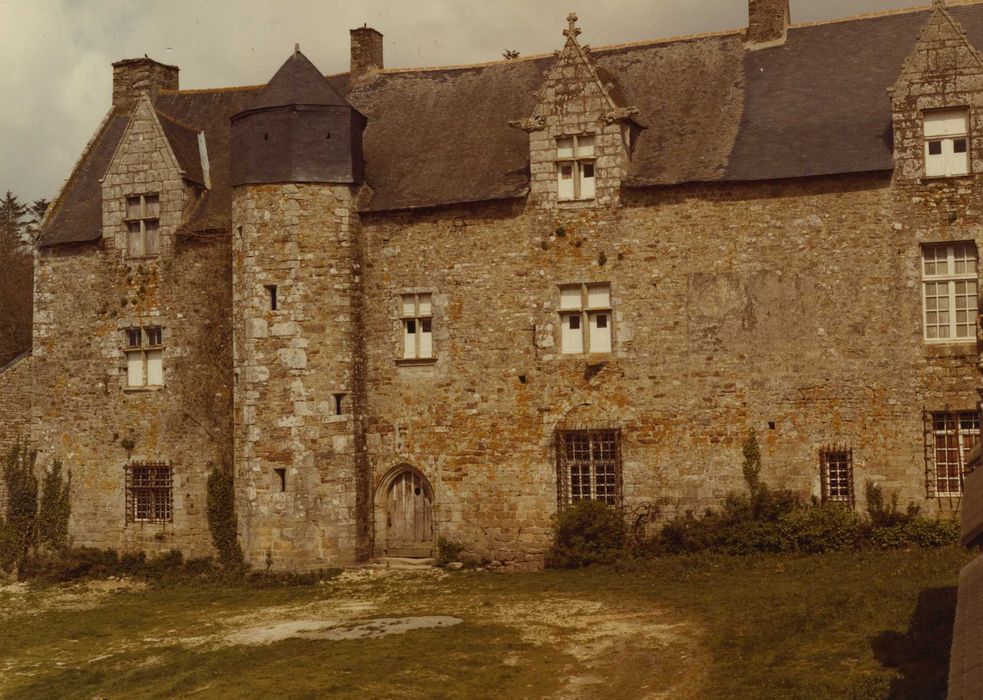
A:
[0, 190, 28, 256]
[0, 190, 35, 366]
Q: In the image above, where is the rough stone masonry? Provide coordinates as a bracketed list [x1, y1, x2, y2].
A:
[3, 0, 983, 570]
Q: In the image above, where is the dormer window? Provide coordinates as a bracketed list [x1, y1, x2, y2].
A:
[924, 109, 970, 178]
[125, 193, 160, 258]
[557, 135, 596, 201]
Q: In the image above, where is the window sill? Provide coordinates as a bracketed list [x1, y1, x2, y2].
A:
[919, 174, 973, 183]
[395, 357, 438, 367]
[923, 341, 976, 358]
[123, 385, 164, 393]
[125, 255, 162, 262]
[557, 199, 597, 209]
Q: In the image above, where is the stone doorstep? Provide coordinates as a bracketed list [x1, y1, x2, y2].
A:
[365, 556, 438, 570]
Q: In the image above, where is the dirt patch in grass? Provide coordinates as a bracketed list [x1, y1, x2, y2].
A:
[227, 615, 464, 644]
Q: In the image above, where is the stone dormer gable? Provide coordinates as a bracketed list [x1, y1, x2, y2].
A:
[513, 13, 640, 209]
[102, 96, 204, 259]
[891, 0, 983, 183]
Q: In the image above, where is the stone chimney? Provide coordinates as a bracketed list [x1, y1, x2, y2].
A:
[112, 57, 179, 113]
[350, 27, 384, 86]
[745, 0, 790, 47]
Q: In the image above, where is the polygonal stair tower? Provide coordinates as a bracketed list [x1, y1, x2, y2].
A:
[230, 47, 370, 570]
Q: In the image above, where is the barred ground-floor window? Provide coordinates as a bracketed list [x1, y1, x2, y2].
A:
[556, 428, 622, 506]
[820, 446, 854, 507]
[126, 462, 173, 523]
[930, 411, 980, 497]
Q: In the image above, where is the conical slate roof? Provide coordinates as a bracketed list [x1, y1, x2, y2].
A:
[251, 47, 351, 110]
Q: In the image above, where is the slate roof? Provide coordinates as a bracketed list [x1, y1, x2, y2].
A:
[39, 3, 983, 246]
[252, 49, 353, 111]
[157, 111, 205, 186]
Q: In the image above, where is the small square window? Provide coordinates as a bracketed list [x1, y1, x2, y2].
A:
[955, 139, 968, 154]
[569, 315, 581, 330]
[929, 140, 943, 156]
[596, 314, 608, 329]
[146, 327, 162, 346]
[127, 329, 142, 348]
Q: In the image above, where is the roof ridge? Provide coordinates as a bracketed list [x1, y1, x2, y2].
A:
[155, 109, 200, 133]
[789, 0, 983, 31]
[159, 84, 264, 95]
[335, 28, 744, 80]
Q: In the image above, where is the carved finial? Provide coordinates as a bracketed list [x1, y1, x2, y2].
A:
[564, 12, 581, 39]
[294, 42, 301, 53]
[933, 0, 946, 8]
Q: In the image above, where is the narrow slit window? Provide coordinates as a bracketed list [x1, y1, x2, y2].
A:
[334, 393, 346, 416]
[274, 467, 286, 493]
[265, 284, 278, 311]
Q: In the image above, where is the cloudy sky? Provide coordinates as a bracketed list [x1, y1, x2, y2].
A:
[0, 0, 931, 203]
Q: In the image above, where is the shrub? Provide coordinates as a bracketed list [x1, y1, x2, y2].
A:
[36, 459, 71, 551]
[546, 499, 627, 568]
[206, 462, 243, 565]
[865, 480, 919, 527]
[1, 442, 38, 573]
[436, 537, 465, 567]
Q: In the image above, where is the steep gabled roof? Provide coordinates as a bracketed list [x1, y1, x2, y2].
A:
[250, 48, 351, 111]
[39, 2, 983, 245]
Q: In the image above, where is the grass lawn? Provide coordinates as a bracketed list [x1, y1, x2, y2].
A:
[0, 547, 968, 699]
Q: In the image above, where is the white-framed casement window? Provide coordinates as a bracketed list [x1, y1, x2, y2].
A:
[125, 326, 164, 387]
[560, 282, 612, 354]
[924, 109, 970, 178]
[400, 293, 434, 360]
[931, 411, 980, 497]
[922, 242, 978, 342]
[125, 193, 160, 258]
[556, 134, 596, 201]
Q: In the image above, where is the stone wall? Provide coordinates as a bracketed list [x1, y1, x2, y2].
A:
[232, 183, 366, 570]
[31, 97, 229, 555]
[360, 172, 978, 568]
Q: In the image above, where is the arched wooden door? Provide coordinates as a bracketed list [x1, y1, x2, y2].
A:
[385, 470, 434, 557]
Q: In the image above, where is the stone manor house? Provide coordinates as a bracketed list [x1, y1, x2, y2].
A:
[2, 0, 983, 569]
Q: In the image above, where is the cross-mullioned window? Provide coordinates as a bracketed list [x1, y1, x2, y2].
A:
[556, 429, 621, 506]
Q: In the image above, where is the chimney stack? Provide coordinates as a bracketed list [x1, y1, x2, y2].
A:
[112, 57, 179, 113]
[350, 26, 384, 86]
[745, 0, 790, 48]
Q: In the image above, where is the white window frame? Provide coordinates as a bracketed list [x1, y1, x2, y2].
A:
[125, 193, 161, 258]
[559, 282, 613, 355]
[921, 242, 978, 343]
[931, 411, 980, 497]
[924, 109, 970, 178]
[399, 292, 434, 361]
[125, 326, 164, 388]
[556, 134, 596, 201]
